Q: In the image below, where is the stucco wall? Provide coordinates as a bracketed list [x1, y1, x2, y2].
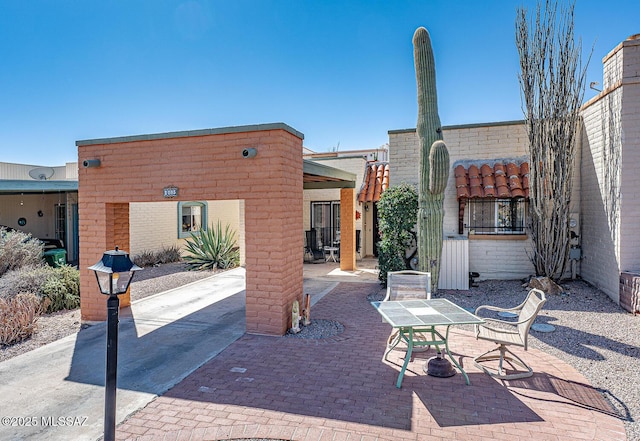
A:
[0, 194, 61, 239]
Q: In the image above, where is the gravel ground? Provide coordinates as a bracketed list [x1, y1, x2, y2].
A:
[1, 266, 638, 439]
[440, 279, 640, 441]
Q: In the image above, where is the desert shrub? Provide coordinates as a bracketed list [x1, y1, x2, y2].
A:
[156, 245, 182, 264]
[132, 250, 156, 267]
[133, 245, 182, 267]
[0, 264, 80, 313]
[41, 265, 80, 312]
[0, 293, 47, 346]
[0, 227, 44, 277]
[377, 184, 418, 286]
[183, 221, 240, 271]
[0, 265, 50, 298]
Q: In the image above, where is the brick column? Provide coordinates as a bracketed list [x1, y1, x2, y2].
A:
[79, 202, 131, 321]
[340, 188, 356, 271]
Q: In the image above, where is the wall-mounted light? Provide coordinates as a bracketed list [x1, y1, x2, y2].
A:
[364, 203, 370, 212]
[83, 159, 101, 168]
[242, 148, 257, 158]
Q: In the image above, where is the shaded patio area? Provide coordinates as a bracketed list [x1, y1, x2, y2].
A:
[115, 274, 627, 441]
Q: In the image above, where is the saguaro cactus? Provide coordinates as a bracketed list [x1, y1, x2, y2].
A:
[414, 27, 450, 291]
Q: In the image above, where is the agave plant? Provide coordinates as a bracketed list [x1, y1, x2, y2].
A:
[182, 221, 240, 271]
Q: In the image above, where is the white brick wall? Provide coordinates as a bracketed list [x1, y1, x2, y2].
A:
[469, 239, 534, 280]
[130, 199, 245, 265]
[303, 156, 365, 245]
[389, 122, 534, 280]
[130, 202, 176, 255]
[579, 37, 640, 301]
[579, 99, 621, 300]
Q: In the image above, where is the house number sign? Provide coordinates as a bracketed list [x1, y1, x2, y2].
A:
[163, 186, 178, 198]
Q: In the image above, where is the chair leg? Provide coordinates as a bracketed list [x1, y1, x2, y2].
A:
[473, 345, 533, 380]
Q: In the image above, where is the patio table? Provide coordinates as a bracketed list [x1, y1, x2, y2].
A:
[324, 246, 339, 262]
[373, 298, 484, 388]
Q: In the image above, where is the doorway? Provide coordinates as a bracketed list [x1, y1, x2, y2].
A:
[310, 201, 340, 248]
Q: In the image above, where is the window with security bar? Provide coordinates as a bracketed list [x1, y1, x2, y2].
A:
[467, 198, 527, 235]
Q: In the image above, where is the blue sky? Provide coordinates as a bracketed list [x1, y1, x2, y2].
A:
[1, 1, 638, 166]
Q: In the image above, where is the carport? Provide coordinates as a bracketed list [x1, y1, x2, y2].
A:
[77, 123, 356, 335]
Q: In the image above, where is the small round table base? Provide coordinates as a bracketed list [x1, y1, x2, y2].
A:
[425, 354, 456, 378]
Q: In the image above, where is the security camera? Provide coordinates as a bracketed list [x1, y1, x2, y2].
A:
[82, 159, 101, 168]
[242, 148, 257, 158]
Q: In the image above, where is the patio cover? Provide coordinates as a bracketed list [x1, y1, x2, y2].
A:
[303, 160, 356, 189]
[0, 179, 78, 194]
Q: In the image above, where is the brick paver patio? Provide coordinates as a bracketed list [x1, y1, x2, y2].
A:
[116, 282, 626, 441]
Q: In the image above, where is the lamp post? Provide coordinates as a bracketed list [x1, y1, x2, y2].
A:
[89, 247, 142, 441]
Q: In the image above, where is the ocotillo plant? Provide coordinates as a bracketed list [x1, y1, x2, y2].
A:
[413, 27, 449, 291]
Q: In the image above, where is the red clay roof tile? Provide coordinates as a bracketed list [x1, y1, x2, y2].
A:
[455, 161, 529, 200]
[358, 162, 390, 203]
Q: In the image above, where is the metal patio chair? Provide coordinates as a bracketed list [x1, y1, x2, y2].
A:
[473, 288, 546, 380]
[384, 270, 432, 352]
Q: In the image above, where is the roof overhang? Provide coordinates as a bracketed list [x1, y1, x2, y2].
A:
[0, 180, 78, 194]
[303, 160, 356, 189]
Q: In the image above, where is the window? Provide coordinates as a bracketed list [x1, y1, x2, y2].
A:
[310, 201, 340, 248]
[178, 202, 207, 238]
[467, 198, 527, 235]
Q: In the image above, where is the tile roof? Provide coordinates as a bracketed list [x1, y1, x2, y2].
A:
[357, 161, 389, 203]
[455, 161, 529, 199]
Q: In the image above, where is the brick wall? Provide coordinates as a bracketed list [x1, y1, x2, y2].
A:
[579, 37, 640, 302]
[619, 272, 640, 314]
[619, 42, 640, 273]
[78, 124, 303, 335]
[303, 156, 365, 231]
[389, 122, 534, 279]
[129, 199, 245, 265]
[129, 202, 176, 255]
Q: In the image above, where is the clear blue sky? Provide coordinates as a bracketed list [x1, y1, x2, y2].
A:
[1, 1, 638, 166]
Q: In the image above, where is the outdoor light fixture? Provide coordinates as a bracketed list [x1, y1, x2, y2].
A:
[242, 147, 257, 158]
[83, 159, 101, 168]
[88, 247, 142, 441]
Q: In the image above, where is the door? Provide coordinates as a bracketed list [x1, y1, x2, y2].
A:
[311, 201, 340, 248]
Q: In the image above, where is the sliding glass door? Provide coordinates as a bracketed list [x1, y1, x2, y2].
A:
[310, 201, 340, 248]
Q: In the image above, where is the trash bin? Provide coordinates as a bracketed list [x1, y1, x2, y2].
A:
[44, 249, 67, 267]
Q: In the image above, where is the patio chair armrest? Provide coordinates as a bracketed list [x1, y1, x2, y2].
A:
[482, 313, 541, 327]
[479, 317, 519, 329]
[475, 304, 521, 315]
[475, 320, 519, 340]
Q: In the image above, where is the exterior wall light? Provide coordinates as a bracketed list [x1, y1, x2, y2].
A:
[242, 147, 257, 158]
[83, 159, 101, 168]
[88, 247, 142, 441]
